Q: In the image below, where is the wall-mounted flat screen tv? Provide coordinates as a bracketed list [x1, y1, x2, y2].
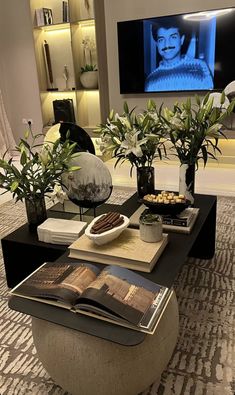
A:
[117, 8, 235, 93]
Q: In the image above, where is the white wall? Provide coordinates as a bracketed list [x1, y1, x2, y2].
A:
[104, 0, 235, 113]
[0, 0, 42, 143]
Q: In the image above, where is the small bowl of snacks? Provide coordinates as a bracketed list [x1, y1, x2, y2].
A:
[85, 211, 130, 245]
[140, 191, 190, 215]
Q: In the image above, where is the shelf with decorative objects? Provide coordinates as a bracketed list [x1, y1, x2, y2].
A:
[29, 0, 107, 139]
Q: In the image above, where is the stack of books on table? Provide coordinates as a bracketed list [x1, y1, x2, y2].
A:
[69, 228, 168, 273]
[161, 208, 199, 233]
[129, 207, 199, 234]
[37, 218, 87, 245]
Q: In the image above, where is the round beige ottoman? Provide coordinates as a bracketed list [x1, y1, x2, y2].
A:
[32, 290, 179, 395]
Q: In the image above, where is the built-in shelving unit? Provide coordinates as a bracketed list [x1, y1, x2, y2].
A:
[29, 0, 107, 134]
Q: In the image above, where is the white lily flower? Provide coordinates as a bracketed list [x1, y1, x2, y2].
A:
[120, 131, 145, 158]
[49, 184, 67, 204]
[148, 112, 159, 122]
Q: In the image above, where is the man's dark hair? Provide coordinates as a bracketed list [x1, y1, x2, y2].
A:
[151, 16, 186, 42]
[151, 16, 191, 57]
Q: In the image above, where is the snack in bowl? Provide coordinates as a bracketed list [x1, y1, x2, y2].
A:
[143, 191, 186, 204]
[85, 212, 130, 245]
[141, 191, 189, 215]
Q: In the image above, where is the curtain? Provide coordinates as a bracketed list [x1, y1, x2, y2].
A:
[0, 90, 16, 157]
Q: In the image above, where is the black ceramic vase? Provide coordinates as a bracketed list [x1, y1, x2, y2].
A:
[136, 166, 155, 198]
[179, 163, 195, 204]
[25, 196, 47, 230]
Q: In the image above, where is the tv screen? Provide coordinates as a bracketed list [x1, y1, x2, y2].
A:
[117, 8, 235, 93]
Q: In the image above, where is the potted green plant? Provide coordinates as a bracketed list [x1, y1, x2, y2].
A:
[80, 64, 98, 89]
[96, 100, 167, 197]
[0, 126, 80, 229]
[157, 92, 235, 203]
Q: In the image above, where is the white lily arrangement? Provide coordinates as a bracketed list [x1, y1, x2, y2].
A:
[97, 101, 167, 174]
[49, 184, 67, 204]
[158, 92, 235, 167]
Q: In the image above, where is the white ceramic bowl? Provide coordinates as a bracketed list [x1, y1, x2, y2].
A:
[85, 214, 130, 245]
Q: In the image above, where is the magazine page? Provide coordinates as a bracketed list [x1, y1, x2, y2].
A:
[75, 266, 170, 330]
[10, 262, 101, 307]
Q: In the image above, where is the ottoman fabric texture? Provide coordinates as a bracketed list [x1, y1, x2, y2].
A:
[32, 291, 179, 395]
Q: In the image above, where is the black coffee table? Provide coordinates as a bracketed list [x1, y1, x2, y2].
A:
[6, 192, 216, 345]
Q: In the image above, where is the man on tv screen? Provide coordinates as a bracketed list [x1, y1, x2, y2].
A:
[145, 19, 214, 92]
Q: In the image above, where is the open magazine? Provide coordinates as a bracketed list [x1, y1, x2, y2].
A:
[9, 262, 172, 334]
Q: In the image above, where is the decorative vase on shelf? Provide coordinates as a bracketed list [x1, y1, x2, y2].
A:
[179, 163, 195, 204]
[25, 196, 47, 230]
[80, 71, 98, 89]
[136, 166, 155, 199]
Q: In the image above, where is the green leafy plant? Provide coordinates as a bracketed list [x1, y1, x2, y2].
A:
[96, 100, 167, 174]
[81, 64, 98, 73]
[158, 92, 235, 167]
[0, 127, 80, 202]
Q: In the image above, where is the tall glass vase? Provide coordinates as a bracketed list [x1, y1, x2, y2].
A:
[179, 163, 195, 204]
[25, 196, 47, 230]
[136, 166, 155, 199]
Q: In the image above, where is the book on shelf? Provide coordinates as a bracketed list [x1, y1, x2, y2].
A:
[35, 9, 44, 26]
[9, 261, 172, 334]
[130, 206, 199, 234]
[62, 1, 69, 22]
[69, 228, 168, 273]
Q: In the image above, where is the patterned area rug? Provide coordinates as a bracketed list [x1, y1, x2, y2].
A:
[0, 196, 234, 395]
